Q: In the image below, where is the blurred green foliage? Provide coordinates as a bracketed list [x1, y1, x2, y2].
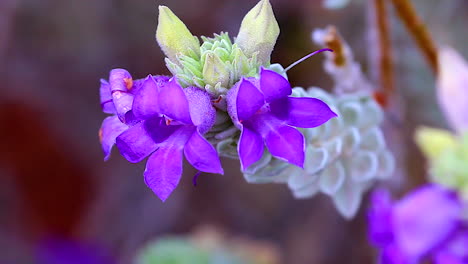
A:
[416, 127, 468, 198]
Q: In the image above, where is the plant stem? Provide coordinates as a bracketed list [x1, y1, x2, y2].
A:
[389, 0, 438, 74]
[373, 0, 394, 107]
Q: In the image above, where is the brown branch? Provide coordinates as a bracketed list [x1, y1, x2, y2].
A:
[373, 0, 394, 107]
[323, 26, 346, 67]
[389, 0, 438, 74]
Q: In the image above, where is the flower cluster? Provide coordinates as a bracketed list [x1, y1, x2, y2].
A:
[234, 27, 395, 219]
[242, 87, 394, 219]
[100, 70, 222, 202]
[368, 185, 468, 263]
[98, 0, 336, 201]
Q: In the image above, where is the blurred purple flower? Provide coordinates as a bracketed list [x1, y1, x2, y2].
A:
[227, 68, 336, 170]
[115, 77, 223, 201]
[37, 237, 114, 264]
[98, 68, 169, 161]
[368, 185, 468, 263]
[437, 47, 468, 134]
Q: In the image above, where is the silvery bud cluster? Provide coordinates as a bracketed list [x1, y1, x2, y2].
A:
[241, 88, 394, 219]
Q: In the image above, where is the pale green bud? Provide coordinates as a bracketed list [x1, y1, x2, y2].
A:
[156, 6, 200, 64]
[235, 0, 280, 65]
[241, 87, 395, 219]
[415, 127, 457, 160]
[202, 52, 230, 88]
[165, 32, 261, 94]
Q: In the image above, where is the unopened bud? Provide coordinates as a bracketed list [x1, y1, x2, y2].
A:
[235, 0, 279, 65]
[156, 6, 200, 64]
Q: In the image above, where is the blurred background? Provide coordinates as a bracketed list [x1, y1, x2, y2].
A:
[1, 0, 468, 263]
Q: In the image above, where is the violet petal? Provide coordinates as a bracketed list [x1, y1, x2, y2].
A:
[184, 87, 216, 134]
[144, 146, 184, 202]
[265, 125, 305, 168]
[380, 243, 412, 264]
[259, 68, 292, 102]
[99, 116, 128, 161]
[393, 185, 462, 260]
[184, 130, 224, 174]
[280, 97, 337, 128]
[368, 189, 395, 247]
[158, 78, 192, 124]
[37, 237, 114, 264]
[99, 79, 115, 114]
[236, 79, 265, 122]
[115, 121, 158, 163]
[144, 117, 181, 144]
[238, 125, 264, 170]
[109, 69, 134, 122]
[133, 76, 162, 119]
[434, 229, 468, 264]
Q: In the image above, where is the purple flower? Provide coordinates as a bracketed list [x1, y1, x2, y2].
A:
[98, 68, 169, 161]
[368, 185, 467, 263]
[115, 77, 223, 201]
[434, 229, 468, 264]
[227, 68, 337, 170]
[36, 237, 114, 264]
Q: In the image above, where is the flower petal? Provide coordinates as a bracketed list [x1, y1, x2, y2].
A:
[238, 125, 264, 170]
[259, 68, 292, 102]
[318, 161, 345, 195]
[133, 76, 161, 119]
[349, 151, 379, 182]
[144, 117, 181, 144]
[144, 146, 184, 202]
[437, 47, 468, 133]
[277, 97, 337, 128]
[37, 238, 115, 264]
[288, 168, 319, 191]
[115, 121, 158, 163]
[380, 243, 410, 264]
[265, 125, 305, 168]
[304, 147, 329, 175]
[99, 79, 115, 114]
[434, 230, 468, 263]
[376, 150, 395, 180]
[184, 131, 224, 174]
[236, 79, 264, 122]
[332, 177, 364, 219]
[109, 69, 135, 122]
[368, 189, 394, 247]
[393, 185, 462, 259]
[290, 174, 320, 199]
[158, 78, 192, 124]
[99, 116, 128, 161]
[184, 87, 216, 134]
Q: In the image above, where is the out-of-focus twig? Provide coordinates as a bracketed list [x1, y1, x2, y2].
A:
[372, 0, 394, 108]
[322, 26, 347, 67]
[389, 0, 438, 74]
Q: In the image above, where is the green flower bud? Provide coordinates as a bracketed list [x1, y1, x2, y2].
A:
[156, 6, 200, 64]
[416, 127, 468, 199]
[165, 32, 261, 94]
[235, 0, 280, 65]
[202, 51, 230, 88]
[415, 127, 457, 160]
